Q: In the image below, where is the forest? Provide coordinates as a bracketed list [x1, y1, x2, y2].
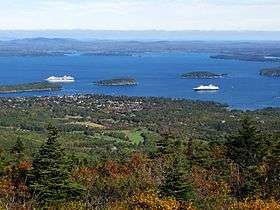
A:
[0, 95, 279, 209]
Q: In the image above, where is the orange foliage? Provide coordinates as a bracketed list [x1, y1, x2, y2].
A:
[102, 153, 149, 178]
[0, 177, 30, 199]
[103, 160, 131, 178]
[129, 152, 149, 171]
[17, 161, 32, 171]
[72, 153, 158, 205]
[0, 161, 31, 206]
[0, 177, 14, 198]
[192, 166, 230, 199]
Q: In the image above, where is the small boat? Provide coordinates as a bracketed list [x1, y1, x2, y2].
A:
[193, 84, 219, 91]
[46, 75, 75, 83]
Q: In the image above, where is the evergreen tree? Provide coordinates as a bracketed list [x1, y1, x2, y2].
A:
[153, 133, 176, 158]
[267, 138, 280, 199]
[226, 118, 265, 168]
[10, 137, 31, 204]
[226, 118, 268, 198]
[160, 155, 195, 202]
[28, 125, 83, 205]
[186, 138, 194, 161]
[11, 137, 25, 162]
[156, 133, 171, 155]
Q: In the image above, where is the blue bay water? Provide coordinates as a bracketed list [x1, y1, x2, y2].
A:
[0, 52, 280, 110]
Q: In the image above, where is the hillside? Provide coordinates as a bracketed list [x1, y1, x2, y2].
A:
[0, 95, 279, 209]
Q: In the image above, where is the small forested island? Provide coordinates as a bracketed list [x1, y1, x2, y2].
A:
[95, 78, 138, 86]
[260, 67, 280, 77]
[181, 71, 226, 79]
[0, 82, 62, 93]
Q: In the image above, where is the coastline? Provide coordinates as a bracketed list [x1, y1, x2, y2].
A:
[0, 53, 280, 110]
[0, 82, 62, 94]
[0, 88, 61, 94]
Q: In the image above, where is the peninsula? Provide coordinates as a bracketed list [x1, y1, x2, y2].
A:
[181, 71, 226, 79]
[95, 78, 138, 86]
[0, 82, 62, 94]
[210, 54, 280, 62]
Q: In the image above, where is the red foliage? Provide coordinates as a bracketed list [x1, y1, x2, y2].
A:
[192, 166, 230, 199]
[17, 161, 32, 171]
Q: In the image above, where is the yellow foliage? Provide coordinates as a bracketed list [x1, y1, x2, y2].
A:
[129, 192, 195, 210]
[131, 192, 180, 210]
[49, 201, 87, 210]
[106, 201, 129, 210]
[229, 198, 280, 210]
[0, 201, 5, 210]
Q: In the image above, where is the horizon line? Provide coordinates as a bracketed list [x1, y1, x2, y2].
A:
[1, 29, 280, 32]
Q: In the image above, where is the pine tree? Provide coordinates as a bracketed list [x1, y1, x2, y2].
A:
[10, 137, 31, 204]
[267, 138, 280, 199]
[186, 138, 194, 161]
[226, 117, 266, 168]
[28, 124, 83, 205]
[160, 155, 195, 202]
[226, 117, 268, 198]
[153, 133, 176, 158]
[156, 133, 171, 155]
[11, 137, 25, 162]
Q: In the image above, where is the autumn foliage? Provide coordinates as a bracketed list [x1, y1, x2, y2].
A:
[0, 119, 279, 209]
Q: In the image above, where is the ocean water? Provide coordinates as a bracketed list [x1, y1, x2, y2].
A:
[0, 52, 280, 110]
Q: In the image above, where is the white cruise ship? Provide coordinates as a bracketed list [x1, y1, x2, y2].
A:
[46, 76, 75, 83]
[193, 84, 219, 91]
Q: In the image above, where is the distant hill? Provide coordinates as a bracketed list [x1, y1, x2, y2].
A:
[9, 37, 79, 44]
[1, 30, 280, 41]
[1, 37, 280, 57]
[6, 37, 85, 49]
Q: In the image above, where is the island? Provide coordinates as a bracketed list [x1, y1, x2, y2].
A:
[260, 67, 280, 77]
[0, 82, 62, 94]
[181, 71, 226, 79]
[94, 78, 138, 86]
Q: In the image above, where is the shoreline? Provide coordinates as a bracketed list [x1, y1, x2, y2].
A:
[0, 88, 61, 94]
[0, 93, 278, 112]
[0, 82, 62, 94]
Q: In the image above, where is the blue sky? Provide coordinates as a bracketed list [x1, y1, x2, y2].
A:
[0, 0, 280, 30]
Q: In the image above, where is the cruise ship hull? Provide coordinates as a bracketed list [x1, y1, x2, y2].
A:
[46, 79, 75, 83]
[193, 84, 219, 91]
[46, 76, 75, 83]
